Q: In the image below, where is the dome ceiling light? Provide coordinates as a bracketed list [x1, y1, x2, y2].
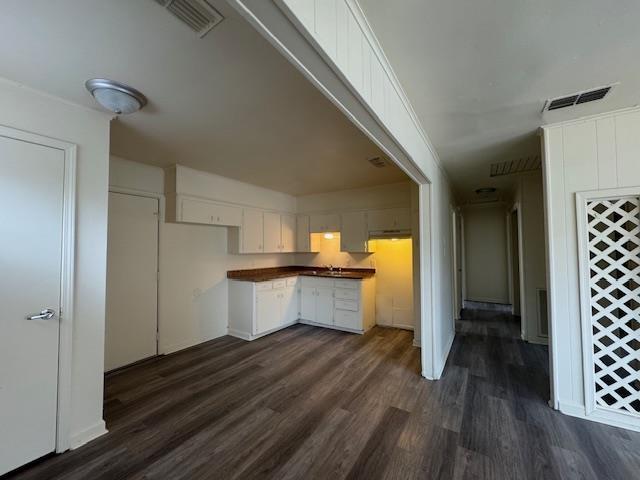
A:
[85, 78, 147, 115]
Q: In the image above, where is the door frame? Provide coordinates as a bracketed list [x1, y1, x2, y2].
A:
[0, 124, 77, 453]
[108, 187, 164, 355]
[507, 202, 526, 339]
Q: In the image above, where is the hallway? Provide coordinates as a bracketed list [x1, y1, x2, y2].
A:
[6, 315, 640, 480]
[452, 310, 640, 479]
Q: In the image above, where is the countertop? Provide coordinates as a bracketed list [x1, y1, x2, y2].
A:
[227, 266, 375, 282]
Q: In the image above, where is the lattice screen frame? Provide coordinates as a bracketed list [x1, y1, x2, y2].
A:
[576, 187, 640, 425]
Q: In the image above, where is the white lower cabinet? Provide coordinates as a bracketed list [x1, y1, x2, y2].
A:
[229, 277, 299, 340]
[229, 275, 375, 341]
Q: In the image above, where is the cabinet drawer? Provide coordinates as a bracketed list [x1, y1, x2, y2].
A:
[335, 288, 358, 301]
[335, 299, 359, 312]
[335, 279, 360, 290]
[334, 309, 361, 330]
[286, 277, 298, 287]
[256, 282, 273, 291]
[272, 280, 286, 289]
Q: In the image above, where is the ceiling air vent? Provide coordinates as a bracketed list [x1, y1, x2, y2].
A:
[543, 84, 615, 112]
[368, 157, 387, 168]
[490, 155, 541, 177]
[154, 0, 224, 37]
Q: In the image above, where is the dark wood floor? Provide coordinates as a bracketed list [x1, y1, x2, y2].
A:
[7, 311, 640, 479]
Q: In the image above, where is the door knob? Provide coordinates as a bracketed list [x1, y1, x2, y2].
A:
[26, 309, 56, 320]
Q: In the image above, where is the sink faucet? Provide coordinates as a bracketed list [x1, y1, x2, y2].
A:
[325, 264, 333, 272]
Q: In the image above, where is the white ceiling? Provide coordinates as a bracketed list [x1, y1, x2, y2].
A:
[0, 0, 409, 196]
[359, 0, 640, 202]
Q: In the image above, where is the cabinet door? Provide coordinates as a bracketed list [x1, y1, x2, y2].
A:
[296, 215, 311, 252]
[263, 212, 282, 253]
[211, 203, 241, 227]
[181, 198, 213, 224]
[281, 214, 296, 253]
[300, 286, 316, 321]
[242, 208, 264, 253]
[309, 213, 341, 233]
[315, 286, 334, 325]
[281, 286, 299, 325]
[340, 211, 368, 252]
[368, 208, 411, 231]
[256, 289, 282, 334]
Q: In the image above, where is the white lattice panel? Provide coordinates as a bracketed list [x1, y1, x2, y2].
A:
[585, 197, 640, 416]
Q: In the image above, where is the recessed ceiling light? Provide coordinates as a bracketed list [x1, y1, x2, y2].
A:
[85, 78, 147, 115]
[475, 187, 497, 195]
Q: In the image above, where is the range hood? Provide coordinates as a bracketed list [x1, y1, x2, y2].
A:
[368, 229, 411, 240]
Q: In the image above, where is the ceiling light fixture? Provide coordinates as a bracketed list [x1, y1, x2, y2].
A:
[85, 78, 147, 115]
[323, 233, 334, 240]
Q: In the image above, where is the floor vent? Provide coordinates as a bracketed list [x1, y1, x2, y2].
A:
[490, 155, 541, 177]
[543, 85, 614, 112]
[154, 0, 224, 37]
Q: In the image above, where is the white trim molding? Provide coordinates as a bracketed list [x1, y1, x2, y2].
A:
[0, 124, 79, 453]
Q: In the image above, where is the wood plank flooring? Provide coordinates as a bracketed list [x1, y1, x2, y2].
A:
[6, 311, 640, 479]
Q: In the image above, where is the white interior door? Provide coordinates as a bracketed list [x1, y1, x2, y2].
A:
[0, 136, 65, 475]
[105, 193, 158, 371]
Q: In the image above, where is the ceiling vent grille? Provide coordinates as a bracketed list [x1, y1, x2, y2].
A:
[490, 155, 541, 177]
[543, 85, 615, 112]
[154, 0, 224, 37]
[368, 157, 387, 168]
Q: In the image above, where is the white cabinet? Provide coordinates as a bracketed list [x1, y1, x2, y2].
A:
[177, 196, 242, 227]
[296, 215, 313, 252]
[309, 213, 341, 233]
[241, 208, 264, 253]
[281, 214, 296, 252]
[300, 277, 334, 325]
[367, 208, 411, 232]
[263, 212, 282, 253]
[256, 287, 281, 334]
[299, 276, 376, 332]
[260, 212, 297, 253]
[229, 277, 299, 340]
[340, 211, 370, 253]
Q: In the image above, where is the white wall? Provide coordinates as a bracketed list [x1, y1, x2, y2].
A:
[109, 157, 295, 354]
[462, 203, 509, 304]
[0, 79, 111, 447]
[543, 107, 640, 429]
[514, 172, 547, 344]
[296, 181, 411, 213]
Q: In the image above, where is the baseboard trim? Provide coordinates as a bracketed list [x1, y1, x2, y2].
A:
[69, 420, 107, 450]
[433, 332, 455, 380]
[463, 300, 512, 312]
[558, 401, 640, 432]
[227, 328, 252, 341]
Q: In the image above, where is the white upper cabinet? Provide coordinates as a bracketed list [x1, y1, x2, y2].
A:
[368, 208, 411, 232]
[281, 213, 296, 252]
[296, 215, 311, 252]
[177, 197, 241, 227]
[309, 213, 341, 233]
[263, 212, 282, 253]
[264, 212, 297, 253]
[242, 208, 264, 253]
[340, 211, 369, 252]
